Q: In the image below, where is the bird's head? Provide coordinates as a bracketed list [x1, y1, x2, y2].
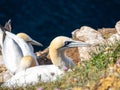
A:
[17, 33, 43, 46]
[49, 36, 90, 51]
[49, 36, 91, 68]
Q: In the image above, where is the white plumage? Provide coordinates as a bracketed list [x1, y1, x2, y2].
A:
[2, 36, 90, 88]
[3, 65, 63, 87]
[16, 33, 43, 52]
[0, 26, 40, 74]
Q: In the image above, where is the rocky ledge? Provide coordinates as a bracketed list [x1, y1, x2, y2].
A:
[0, 20, 120, 83]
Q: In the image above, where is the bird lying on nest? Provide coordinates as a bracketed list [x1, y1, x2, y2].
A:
[2, 36, 90, 88]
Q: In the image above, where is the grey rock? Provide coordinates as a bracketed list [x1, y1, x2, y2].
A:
[72, 26, 105, 61]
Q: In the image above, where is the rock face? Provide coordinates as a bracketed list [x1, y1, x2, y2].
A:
[71, 21, 120, 61]
[98, 28, 116, 39]
[72, 26, 105, 61]
[107, 34, 120, 44]
[72, 26, 104, 45]
[107, 21, 120, 44]
[115, 21, 120, 34]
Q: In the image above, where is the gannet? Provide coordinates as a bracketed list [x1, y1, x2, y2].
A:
[16, 33, 43, 52]
[2, 36, 90, 87]
[16, 33, 43, 66]
[0, 19, 11, 48]
[4, 19, 43, 52]
[17, 33, 43, 71]
[0, 26, 39, 74]
[0, 20, 42, 74]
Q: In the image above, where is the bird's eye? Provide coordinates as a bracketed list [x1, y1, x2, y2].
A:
[64, 41, 71, 46]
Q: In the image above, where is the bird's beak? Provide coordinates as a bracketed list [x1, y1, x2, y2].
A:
[67, 40, 91, 48]
[30, 39, 43, 46]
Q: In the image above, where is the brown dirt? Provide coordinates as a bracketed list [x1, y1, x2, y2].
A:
[98, 28, 116, 39]
[65, 47, 80, 64]
[37, 47, 80, 65]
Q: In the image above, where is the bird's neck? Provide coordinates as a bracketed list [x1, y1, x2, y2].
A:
[28, 43, 34, 52]
[49, 48, 74, 69]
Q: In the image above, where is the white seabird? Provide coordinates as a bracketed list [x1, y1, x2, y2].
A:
[16, 33, 43, 52]
[0, 26, 39, 74]
[4, 19, 43, 52]
[16, 33, 43, 66]
[2, 36, 90, 88]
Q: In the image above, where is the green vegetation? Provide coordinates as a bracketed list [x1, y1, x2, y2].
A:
[1, 41, 120, 90]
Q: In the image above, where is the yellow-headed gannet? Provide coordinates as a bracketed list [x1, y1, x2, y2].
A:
[16, 33, 43, 52]
[2, 36, 90, 87]
[16, 33, 43, 66]
[4, 19, 43, 52]
[0, 26, 40, 74]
